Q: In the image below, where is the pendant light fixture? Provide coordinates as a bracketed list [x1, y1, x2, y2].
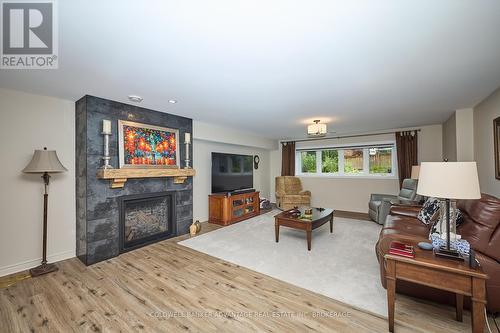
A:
[307, 120, 327, 137]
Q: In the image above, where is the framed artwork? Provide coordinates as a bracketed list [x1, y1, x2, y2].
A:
[495, 116, 500, 180]
[118, 120, 180, 168]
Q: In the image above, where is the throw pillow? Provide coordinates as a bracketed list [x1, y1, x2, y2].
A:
[418, 197, 440, 225]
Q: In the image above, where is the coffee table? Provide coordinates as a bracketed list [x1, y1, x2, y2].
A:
[274, 207, 334, 251]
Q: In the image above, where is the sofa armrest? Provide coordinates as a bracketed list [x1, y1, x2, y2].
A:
[378, 200, 393, 224]
[275, 191, 285, 199]
[299, 190, 311, 196]
[371, 193, 398, 202]
[389, 205, 422, 218]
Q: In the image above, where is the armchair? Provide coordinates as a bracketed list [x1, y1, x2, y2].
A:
[369, 178, 420, 224]
[275, 176, 311, 210]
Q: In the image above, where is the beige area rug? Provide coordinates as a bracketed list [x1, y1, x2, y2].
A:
[179, 210, 388, 317]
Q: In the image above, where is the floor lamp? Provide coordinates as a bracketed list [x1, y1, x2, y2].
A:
[416, 162, 480, 259]
[23, 147, 67, 276]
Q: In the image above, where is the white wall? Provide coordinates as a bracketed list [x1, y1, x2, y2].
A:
[269, 124, 443, 213]
[192, 121, 274, 222]
[418, 124, 443, 163]
[0, 89, 75, 276]
[442, 113, 457, 161]
[442, 108, 474, 162]
[455, 108, 475, 161]
[194, 120, 277, 150]
[474, 88, 500, 197]
[269, 147, 282, 202]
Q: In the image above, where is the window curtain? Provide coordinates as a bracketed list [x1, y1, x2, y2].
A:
[281, 141, 296, 176]
[395, 131, 418, 188]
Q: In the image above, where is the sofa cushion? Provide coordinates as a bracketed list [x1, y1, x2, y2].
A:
[383, 215, 431, 238]
[280, 194, 310, 204]
[458, 194, 500, 262]
[389, 205, 421, 218]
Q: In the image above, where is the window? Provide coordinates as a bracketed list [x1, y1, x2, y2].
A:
[300, 151, 317, 173]
[344, 149, 363, 174]
[321, 150, 338, 173]
[296, 144, 396, 178]
[369, 147, 392, 174]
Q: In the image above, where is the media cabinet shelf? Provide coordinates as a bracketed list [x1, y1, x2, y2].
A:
[96, 168, 196, 188]
[209, 191, 260, 226]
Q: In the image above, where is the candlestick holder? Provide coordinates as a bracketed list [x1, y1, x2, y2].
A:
[184, 141, 191, 169]
[100, 131, 114, 169]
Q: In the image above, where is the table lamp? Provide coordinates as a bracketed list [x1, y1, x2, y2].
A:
[410, 165, 420, 179]
[417, 162, 480, 259]
[23, 147, 67, 276]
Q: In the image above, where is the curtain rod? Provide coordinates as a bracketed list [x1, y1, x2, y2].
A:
[280, 129, 421, 144]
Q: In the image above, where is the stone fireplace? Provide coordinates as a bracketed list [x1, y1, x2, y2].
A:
[75, 96, 193, 265]
[119, 192, 176, 252]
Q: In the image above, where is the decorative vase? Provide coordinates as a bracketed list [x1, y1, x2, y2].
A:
[194, 220, 201, 233]
[189, 224, 197, 236]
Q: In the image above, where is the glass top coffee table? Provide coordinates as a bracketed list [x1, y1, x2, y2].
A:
[274, 207, 334, 251]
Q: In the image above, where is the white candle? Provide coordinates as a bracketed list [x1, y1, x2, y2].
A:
[185, 132, 191, 144]
[102, 120, 111, 134]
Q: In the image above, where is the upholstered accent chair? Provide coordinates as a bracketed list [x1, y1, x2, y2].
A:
[275, 176, 311, 210]
[369, 178, 420, 224]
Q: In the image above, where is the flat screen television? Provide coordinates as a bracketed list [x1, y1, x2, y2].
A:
[211, 152, 253, 193]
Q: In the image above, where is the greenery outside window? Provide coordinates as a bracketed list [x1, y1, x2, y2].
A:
[300, 151, 317, 173]
[321, 150, 339, 173]
[369, 147, 393, 174]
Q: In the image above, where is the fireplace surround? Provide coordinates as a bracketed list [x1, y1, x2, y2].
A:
[76, 95, 193, 265]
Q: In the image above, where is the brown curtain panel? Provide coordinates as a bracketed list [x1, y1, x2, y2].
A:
[281, 141, 296, 176]
[395, 131, 418, 188]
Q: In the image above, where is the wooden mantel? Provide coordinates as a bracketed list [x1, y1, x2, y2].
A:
[96, 168, 196, 188]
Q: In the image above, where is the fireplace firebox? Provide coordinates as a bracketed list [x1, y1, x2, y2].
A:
[119, 192, 176, 252]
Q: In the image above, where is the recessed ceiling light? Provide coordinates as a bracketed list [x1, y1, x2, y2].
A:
[128, 95, 143, 103]
[168, 99, 178, 104]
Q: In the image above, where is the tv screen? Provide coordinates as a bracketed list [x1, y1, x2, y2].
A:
[212, 153, 253, 193]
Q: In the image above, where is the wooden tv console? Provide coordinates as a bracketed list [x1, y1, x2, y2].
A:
[209, 191, 260, 226]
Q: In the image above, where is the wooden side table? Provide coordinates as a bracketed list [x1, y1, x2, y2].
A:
[384, 248, 487, 333]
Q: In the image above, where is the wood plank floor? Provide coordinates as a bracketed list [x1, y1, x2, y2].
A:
[0, 222, 494, 333]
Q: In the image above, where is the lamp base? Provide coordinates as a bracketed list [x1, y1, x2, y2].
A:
[30, 263, 58, 277]
[434, 246, 464, 261]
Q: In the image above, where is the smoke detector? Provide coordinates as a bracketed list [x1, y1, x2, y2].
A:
[128, 95, 143, 103]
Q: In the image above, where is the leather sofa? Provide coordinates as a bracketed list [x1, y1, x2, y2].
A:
[375, 194, 500, 313]
[275, 176, 311, 210]
[369, 178, 420, 225]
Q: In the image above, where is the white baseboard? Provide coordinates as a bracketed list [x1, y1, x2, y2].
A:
[0, 250, 75, 277]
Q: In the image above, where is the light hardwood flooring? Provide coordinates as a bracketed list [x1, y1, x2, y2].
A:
[0, 222, 496, 333]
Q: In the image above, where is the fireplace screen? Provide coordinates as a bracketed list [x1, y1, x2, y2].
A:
[119, 192, 176, 252]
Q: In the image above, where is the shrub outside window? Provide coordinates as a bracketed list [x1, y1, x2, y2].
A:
[300, 151, 317, 173]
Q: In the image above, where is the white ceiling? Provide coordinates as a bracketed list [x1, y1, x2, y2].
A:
[2, 0, 500, 139]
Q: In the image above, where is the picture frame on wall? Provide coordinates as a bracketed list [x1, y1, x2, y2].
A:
[118, 120, 180, 168]
[495, 116, 500, 180]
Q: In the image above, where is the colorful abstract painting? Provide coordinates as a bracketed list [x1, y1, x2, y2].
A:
[118, 120, 179, 168]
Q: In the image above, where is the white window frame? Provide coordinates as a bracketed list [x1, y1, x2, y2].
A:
[295, 141, 398, 179]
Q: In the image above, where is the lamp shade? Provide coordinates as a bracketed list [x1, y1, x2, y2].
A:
[23, 148, 67, 173]
[410, 165, 420, 179]
[416, 162, 480, 200]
